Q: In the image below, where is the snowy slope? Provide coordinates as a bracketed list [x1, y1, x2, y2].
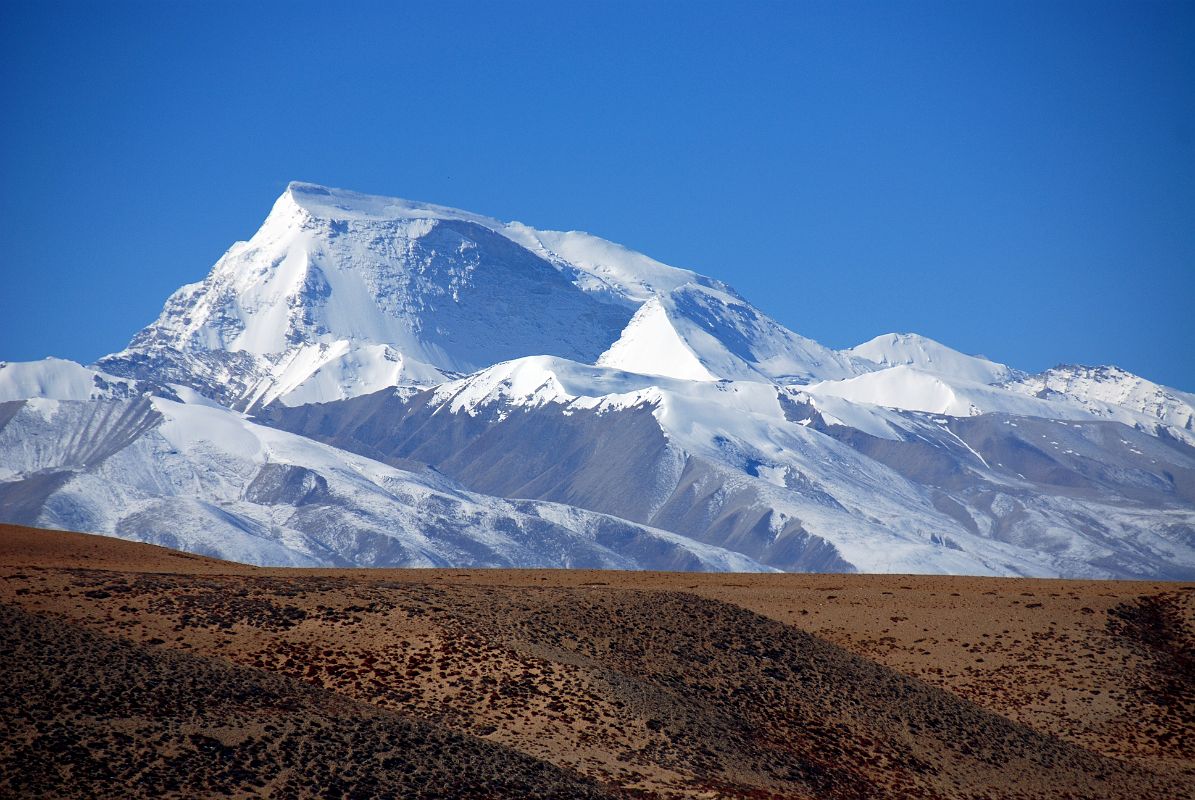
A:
[0, 361, 773, 572]
[268, 354, 1195, 579]
[799, 362, 1195, 449]
[1004, 365, 1195, 443]
[804, 366, 1069, 420]
[597, 298, 719, 381]
[0, 358, 143, 403]
[597, 283, 864, 384]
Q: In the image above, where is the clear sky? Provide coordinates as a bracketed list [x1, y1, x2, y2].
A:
[2, 0, 1192, 389]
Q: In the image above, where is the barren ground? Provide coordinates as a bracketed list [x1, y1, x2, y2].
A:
[1, 523, 1191, 799]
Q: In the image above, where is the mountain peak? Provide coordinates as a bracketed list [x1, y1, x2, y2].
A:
[849, 332, 1013, 385]
[279, 181, 500, 228]
[101, 183, 649, 407]
[597, 297, 719, 381]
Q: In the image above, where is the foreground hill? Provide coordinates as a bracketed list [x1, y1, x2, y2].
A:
[1, 524, 1190, 798]
[0, 604, 613, 799]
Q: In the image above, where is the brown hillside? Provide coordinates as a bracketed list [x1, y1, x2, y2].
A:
[0, 523, 1191, 798]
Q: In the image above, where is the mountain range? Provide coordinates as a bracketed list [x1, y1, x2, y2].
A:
[2, 182, 1193, 578]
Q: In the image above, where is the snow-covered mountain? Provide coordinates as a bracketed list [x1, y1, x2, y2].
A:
[98, 182, 872, 409]
[848, 332, 1016, 384]
[598, 284, 863, 384]
[263, 355, 1195, 579]
[1004, 364, 1195, 440]
[4, 182, 1194, 578]
[0, 360, 771, 571]
[99, 184, 629, 408]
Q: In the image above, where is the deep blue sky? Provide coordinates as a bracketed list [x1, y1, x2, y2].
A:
[2, 1, 1192, 389]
